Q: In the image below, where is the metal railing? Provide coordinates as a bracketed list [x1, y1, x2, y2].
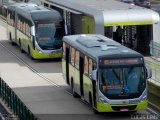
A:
[0, 77, 38, 120]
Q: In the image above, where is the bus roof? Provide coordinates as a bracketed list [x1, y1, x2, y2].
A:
[7, 3, 62, 22]
[63, 34, 143, 60]
[44, 0, 159, 25]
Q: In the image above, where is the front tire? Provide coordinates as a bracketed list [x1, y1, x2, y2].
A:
[28, 46, 34, 60]
[9, 33, 15, 46]
[71, 80, 78, 98]
[19, 39, 24, 53]
[89, 92, 98, 114]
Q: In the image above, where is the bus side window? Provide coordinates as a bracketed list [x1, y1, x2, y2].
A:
[23, 20, 26, 34]
[93, 61, 97, 70]
[70, 47, 75, 66]
[7, 12, 11, 25]
[7, 10, 14, 26]
[93, 61, 97, 78]
[26, 20, 32, 37]
[84, 56, 89, 75]
[75, 50, 79, 69]
[25, 22, 29, 36]
[12, 12, 15, 26]
[89, 58, 93, 78]
[20, 17, 23, 32]
[16, 15, 20, 29]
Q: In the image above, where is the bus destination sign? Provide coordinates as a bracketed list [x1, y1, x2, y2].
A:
[100, 58, 143, 65]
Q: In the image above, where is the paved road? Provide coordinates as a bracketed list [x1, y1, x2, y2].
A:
[0, 17, 157, 120]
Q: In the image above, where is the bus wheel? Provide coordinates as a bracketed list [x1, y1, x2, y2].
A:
[28, 46, 34, 60]
[9, 33, 15, 46]
[19, 39, 24, 53]
[89, 92, 93, 106]
[89, 92, 99, 114]
[71, 79, 78, 98]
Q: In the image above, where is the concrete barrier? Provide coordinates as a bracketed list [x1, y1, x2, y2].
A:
[148, 80, 160, 98]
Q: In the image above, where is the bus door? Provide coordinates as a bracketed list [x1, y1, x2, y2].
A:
[14, 16, 17, 42]
[92, 61, 97, 108]
[136, 25, 152, 55]
[70, 13, 82, 34]
[79, 54, 84, 96]
[122, 25, 152, 55]
[66, 47, 70, 84]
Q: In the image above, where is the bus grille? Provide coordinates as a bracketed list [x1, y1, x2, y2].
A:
[111, 105, 137, 111]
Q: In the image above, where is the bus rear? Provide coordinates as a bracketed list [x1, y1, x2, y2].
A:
[94, 55, 152, 112]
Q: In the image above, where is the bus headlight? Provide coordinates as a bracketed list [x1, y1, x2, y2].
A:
[38, 51, 42, 54]
[99, 97, 108, 103]
[141, 95, 147, 102]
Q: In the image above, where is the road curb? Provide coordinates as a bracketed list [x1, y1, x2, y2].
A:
[148, 102, 160, 114]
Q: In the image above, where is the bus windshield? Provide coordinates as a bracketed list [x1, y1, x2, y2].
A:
[99, 66, 146, 99]
[35, 22, 64, 50]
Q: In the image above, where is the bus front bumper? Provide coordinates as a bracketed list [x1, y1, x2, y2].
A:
[33, 50, 62, 59]
[97, 100, 148, 112]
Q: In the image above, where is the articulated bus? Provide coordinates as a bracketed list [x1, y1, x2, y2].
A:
[62, 34, 152, 113]
[7, 3, 64, 59]
[41, 0, 159, 55]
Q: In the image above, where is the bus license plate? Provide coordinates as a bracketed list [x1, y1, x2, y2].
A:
[120, 108, 128, 112]
[49, 54, 55, 57]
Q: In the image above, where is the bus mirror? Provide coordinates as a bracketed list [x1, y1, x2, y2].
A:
[146, 67, 152, 79]
[31, 26, 35, 36]
[91, 70, 97, 81]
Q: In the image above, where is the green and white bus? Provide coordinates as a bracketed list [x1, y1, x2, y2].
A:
[7, 3, 64, 59]
[41, 0, 159, 55]
[62, 34, 152, 112]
